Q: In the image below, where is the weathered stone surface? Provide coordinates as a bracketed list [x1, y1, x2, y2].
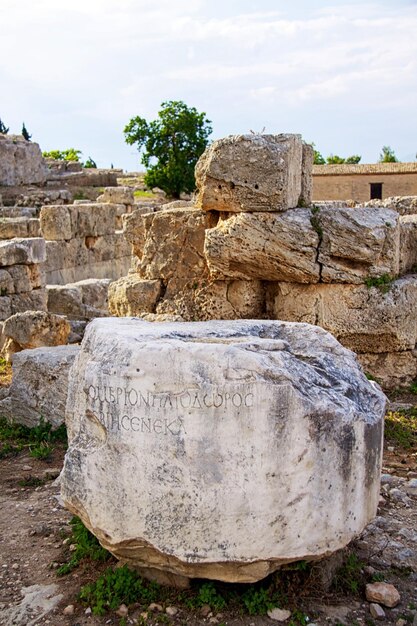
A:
[204, 209, 320, 282]
[2, 310, 70, 360]
[138, 208, 217, 289]
[108, 276, 162, 316]
[192, 280, 265, 320]
[365, 195, 417, 216]
[365, 583, 400, 608]
[267, 276, 417, 353]
[0, 238, 46, 266]
[300, 142, 314, 207]
[399, 215, 417, 274]
[97, 187, 134, 206]
[0, 345, 79, 427]
[7, 264, 44, 293]
[0, 135, 47, 186]
[358, 351, 417, 390]
[40, 204, 117, 240]
[0, 217, 40, 239]
[195, 134, 305, 212]
[317, 207, 400, 283]
[10, 289, 48, 315]
[61, 318, 385, 583]
[47, 278, 111, 319]
[40, 205, 74, 240]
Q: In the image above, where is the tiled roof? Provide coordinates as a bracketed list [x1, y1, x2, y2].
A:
[313, 162, 417, 175]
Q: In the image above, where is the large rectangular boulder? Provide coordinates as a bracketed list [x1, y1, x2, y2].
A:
[0, 345, 79, 427]
[0, 238, 46, 266]
[204, 209, 320, 283]
[267, 276, 417, 353]
[0, 135, 47, 186]
[196, 134, 308, 212]
[61, 318, 385, 583]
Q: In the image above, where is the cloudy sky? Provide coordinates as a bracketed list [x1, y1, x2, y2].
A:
[1, 0, 416, 170]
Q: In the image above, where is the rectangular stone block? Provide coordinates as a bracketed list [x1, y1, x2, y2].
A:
[204, 209, 320, 283]
[317, 206, 400, 284]
[0, 238, 46, 266]
[40, 205, 74, 240]
[10, 288, 47, 315]
[399, 214, 417, 274]
[195, 134, 305, 212]
[75, 204, 116, 237]
[7, 264, 45, 293]
[0, 296, 12, 320]
[267, 276, 417, 353]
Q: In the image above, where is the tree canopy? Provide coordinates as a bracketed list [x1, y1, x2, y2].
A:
[42, 148, 82, 162]
[379, 145, 399, 163]
[0, 118, 9, 134]
[124, 100, 212, 198]
[21, 123, 31, 141]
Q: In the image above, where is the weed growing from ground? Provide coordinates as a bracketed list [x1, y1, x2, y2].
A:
[134, 190, 155, 198]
[331, 552, 365, 596]
[79, 565, 160, 615]
[184, 581, 227, 611]
[57, 516, 110, 575]
[364, 274, 392, 293]
[385, 409, 417, 450]
[0, 416, 67, 460]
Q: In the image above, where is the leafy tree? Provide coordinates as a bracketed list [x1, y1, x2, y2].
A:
[84, 156, 97, 168]
[43, 148, 82, 162]
[21, 123, 32, 141]
[345, 155, 361, 164]
[124, 100, 212, 198]
[310, 143, 325, 165]
[0, 118, 9, 134]
[326, 154, 345, 164]
[379, 145, 399, 163]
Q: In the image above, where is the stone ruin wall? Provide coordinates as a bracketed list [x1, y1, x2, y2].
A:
[109, 134, 417, 390]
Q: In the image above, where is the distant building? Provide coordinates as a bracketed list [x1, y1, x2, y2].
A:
[312, 162, 417, 202]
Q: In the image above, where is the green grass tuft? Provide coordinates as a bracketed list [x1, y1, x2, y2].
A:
[57, 516, 110, 575]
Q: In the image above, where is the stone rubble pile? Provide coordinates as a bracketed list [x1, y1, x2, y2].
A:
[109, 134, 417, 388]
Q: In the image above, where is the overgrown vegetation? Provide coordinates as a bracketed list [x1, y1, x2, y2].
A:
[332, 552, 366, 596]
[133, 189, 155, 198]
[57, 516, 110, 575]
[385, 409, 417, 450]
[0, 416, 67, 460]
[364, 274, 393, 293]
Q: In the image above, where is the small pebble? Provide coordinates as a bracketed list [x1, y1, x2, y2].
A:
[267, 608, 292, 621]
[166, 606, 178, 616]
[370, 603, 386, 620]
[116, 604, 128, 617]
[63, 604, 75, 615]
[148, 603, 163, 611]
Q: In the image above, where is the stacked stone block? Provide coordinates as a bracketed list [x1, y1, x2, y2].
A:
[40, 203, 131, 284]
[0, 238, 47, 320]
[109, 134, 417, 388]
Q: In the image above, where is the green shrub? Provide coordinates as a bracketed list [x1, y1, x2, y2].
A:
[57, 516, 110, 575]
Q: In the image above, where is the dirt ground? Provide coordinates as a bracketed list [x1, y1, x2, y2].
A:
[0, 395, 416, 626]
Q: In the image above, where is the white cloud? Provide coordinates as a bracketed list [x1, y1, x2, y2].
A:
[0, 0, 415, 167]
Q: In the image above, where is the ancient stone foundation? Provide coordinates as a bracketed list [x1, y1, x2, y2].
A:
[61, 318, 385, 584]
[109, 135, 417, 388]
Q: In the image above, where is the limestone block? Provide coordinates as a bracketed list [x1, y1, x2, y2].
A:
[138, 208, 217, 286]
[267, 276, 417, 353]
[47, 278, 111, 319]
[2, 311, 70, 361]
[364, 196, 417, 216]
[123, 209, 150, 258]
[0, 296, 12, 320]
[108, 276, 162, 316]
[0, 345, 79, 427]
[399, 215, 417, 274]
[300, 143, 313, 207]
[204, 209, 320, 282]
[61, 318, 385, 583]
[0, 238, 46, 266]
[0, 217, 34, 239]
[28, 218, 41, 237]
[97, 187, 134, 205]
[195, 134, 305, 212]
[7, 264, 45, 293]
[193, 280, 265, 320]
[75, 204, 116, 237]
[317, 207, 400, 283]
[358, 351, 417, 390]
[40, 205, 74, 240]
[10, 289, 48, 315]
[0, 135, 47, 186]
[0, 269, 14, 295]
